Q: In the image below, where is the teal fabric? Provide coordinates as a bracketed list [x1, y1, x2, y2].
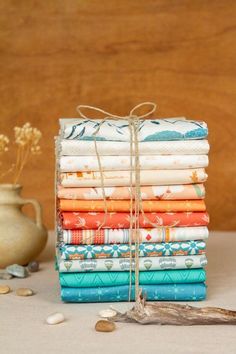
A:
[59, 240, 206, 260]
[61, 283, 207, 302]
[59, 269, 206, 288]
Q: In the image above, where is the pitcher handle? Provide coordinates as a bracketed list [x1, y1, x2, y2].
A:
[19, 198, 42, 228]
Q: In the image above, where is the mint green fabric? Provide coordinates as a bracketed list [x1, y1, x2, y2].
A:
[59, 269, 206, 288]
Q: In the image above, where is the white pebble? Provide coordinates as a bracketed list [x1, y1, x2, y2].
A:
[46, 312, 65, 325]
[99, 309, 117, 318]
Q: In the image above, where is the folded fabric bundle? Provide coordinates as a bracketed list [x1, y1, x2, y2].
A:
[60, 168, 207, 187]
[57, 254, 208, 272]
[59, 199, 206, 212]
[61, 211, 210, 229]
[60, 118, 208, 142]
[61, 283, 207, 302]
[57, 184, 205, 200]
[59, 269, 206, 288]
[61, 226, 209, 245]
[59, 139, 210, 156]
[59, 155, 208, 172]
[59, 240, 206, 260]
[56, 115, 209, 304]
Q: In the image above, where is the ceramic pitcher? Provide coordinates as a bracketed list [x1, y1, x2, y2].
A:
[0, 184, 48, 268]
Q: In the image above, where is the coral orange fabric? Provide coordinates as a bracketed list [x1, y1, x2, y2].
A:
[61, 211, 209, 230]
[59, 199, 206, 212]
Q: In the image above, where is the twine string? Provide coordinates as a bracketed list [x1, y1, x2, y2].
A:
[133, 116, 141, 300]
[128, 119, 134, 301]
[77, 102, 157, 120]
[76, 102, 175, 301]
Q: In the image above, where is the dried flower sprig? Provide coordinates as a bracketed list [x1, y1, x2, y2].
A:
[0, 134, 9, 154]
[0, 123, 42, 184]
[0, 134, 13, 180]
[13, 123, 42, 184]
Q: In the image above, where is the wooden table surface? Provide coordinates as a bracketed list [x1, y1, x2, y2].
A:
[1, 231, 236, 354]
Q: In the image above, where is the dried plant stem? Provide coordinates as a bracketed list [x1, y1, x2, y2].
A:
[13, 142, 31, 184]
[0, 164, 15, 181]
[13, 145, 22, 185]
[109, 293, 236, 326]
[14, 144, 21, 177]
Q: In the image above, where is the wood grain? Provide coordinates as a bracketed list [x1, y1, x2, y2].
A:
[0, 0, 235, 230]
[110, 293, 236, 325]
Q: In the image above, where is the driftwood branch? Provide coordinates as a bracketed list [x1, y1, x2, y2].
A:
[109, 291, 236, 326]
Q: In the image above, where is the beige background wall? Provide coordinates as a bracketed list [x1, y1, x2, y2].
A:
[0, 0, 236, 230]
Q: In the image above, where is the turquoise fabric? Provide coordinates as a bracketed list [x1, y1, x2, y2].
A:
[61, 283, 207, 302]
[59, 269, 206, 288]
[59, 240, 206, 260]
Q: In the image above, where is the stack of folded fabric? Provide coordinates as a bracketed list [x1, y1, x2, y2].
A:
[55, 117, 209, 303]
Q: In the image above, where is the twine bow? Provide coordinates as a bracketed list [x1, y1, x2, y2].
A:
[77, 102, 157, 121]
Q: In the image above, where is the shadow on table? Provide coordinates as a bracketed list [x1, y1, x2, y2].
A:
[206, 231, 235, 300]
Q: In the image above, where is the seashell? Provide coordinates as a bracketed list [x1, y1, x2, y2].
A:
[99, 309, 117, 318]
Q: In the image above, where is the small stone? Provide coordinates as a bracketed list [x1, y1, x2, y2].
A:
[28, 261, 39, 273]
[95, 320, 116, 332]
[99, 309, 117, 318]
[16, 288, 34, 296]
[0, 270, 13, 280]
[0, 285, 10, 294]
[6, 264, 29, 278]
[46, 312, 65, 325]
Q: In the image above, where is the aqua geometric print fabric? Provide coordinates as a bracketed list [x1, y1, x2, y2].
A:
[59, 240, 206, 260]
[59, 269, 206, 288]
[61, 283, 207, 302]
